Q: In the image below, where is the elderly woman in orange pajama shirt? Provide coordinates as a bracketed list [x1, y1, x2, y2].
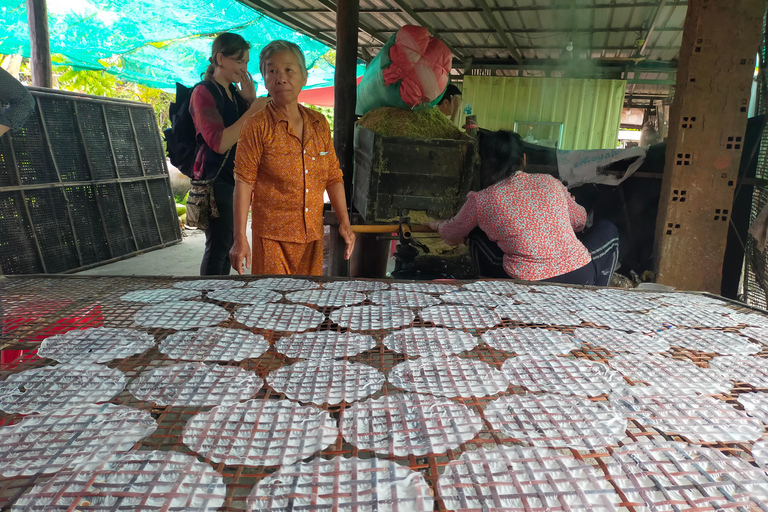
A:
[229, 40, 356, 275]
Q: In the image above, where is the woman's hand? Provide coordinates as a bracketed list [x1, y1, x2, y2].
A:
[229, 238, 251, 275]
[427, 220, 446, 232]
[248, 96, 271, 115]
[238, 70, 257, 104]
[339, 222, 356, 260]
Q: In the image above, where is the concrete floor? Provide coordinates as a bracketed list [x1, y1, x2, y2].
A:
[78, 225, 252, 276]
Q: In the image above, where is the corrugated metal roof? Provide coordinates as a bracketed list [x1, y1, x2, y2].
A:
[238, 0, 683, 93]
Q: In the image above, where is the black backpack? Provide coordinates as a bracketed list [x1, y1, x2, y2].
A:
[164, 81, 225, 178]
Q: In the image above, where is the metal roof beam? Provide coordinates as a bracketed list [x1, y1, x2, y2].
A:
[314, 0, 389, 44]
[453, 57, 677, 71]
[476, 0, 524, 63]
[283, 2, 687, 14]
[389, 0, 465, 59]
[638, 0, 669, 55]
[237, 0, 338, 48]
[429, 26, 682, 34]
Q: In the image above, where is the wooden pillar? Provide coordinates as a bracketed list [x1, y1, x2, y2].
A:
[330, 0, 359, 277]
[26, 0, 52, 88]
[653, 0, 764, 292]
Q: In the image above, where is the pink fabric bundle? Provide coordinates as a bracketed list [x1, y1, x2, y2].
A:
[382, 26, 452, 108]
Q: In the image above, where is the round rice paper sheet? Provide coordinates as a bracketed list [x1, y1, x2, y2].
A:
[572, 327, 670, 354]
[439, 291, 514, 308]
[10, 450, 226, 512]
[0, 364, 125, 415]
[652, 292, 729, 307]
[247, 277, 319, 292]
[341, 392, 482, 456]
[330, 305, 414, 330]
[129, 362, 262, 407]
[753, 439, 768, 470]
[323, 280, 389, 292]
[462, 280, 532, 295]
[420, 304, 502, 329]
[173, 279, 245, 291]
[159, 327, 269, 361]
[656, 329, 759, 355]
[501, 355, 624, 397]
[382, 327, 478, 357]
[183, 399, 337, 466]
[482, 327, 581, 355]
[497, 304, 583, 326]
[436, 445, 621, 512]
[0, 403, 156, 477]
[38, 327, 155, 363]
[576, 294, 659, 312]
[604, 439, 768, 512]
[235, 303, 325, 332]
[732, 313, 768, 328]
[484, 394, 627, 450]
[740, 326, 768, 343]
[207, 287, 282, 305]
[576, 309, 665, 332]
[648, 305, 741, 328]
[368, 290, 441, 308]
[388, 355, 509, 398]
[267, 359, 385, 405]
[709, 355, 768, 388]
[609, 386, 763, 443]
[284, 289, 366, 308]
[608, 353, 733, 395]
[120, 288, 200, 303]
[737, 392, 768, 424]
[134, 302, 230, 330]
[390, 282, 458, 294]
[247, 456, 433, 512]
[275, 331, 376, 359]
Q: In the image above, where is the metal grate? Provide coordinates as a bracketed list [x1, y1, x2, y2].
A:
[3, 276, 768, 511]
[745, 15, 768, 308]
[0, 89, 180, 274]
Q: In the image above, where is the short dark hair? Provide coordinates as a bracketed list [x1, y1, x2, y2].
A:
[439, 83, 462, 104]
[477, 129, 526, 189]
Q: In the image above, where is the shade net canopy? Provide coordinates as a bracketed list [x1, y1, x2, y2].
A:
[0, 0, 365, 92]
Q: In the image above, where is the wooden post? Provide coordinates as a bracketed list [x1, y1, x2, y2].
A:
[26, 0, 52, 88]
[330, 0, 359, 277]
[653, 0, 764, 292]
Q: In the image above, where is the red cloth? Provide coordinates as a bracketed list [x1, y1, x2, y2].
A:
[1, 303, 103, 368]
[438, 172, 592, 281]
[298, 77, 363, 107]
[383, 25, 452, 108]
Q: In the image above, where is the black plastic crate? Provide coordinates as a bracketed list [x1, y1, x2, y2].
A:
[353, 125, 478, 223]
[0, 88, 181, 274]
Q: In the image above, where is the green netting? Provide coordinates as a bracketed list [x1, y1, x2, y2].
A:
[0, 0, 350, 92]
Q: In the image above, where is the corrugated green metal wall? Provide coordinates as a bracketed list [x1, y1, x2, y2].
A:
[459, 76, 626, 150]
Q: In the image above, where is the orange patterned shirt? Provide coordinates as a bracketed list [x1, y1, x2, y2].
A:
[234, 102, 344, 243]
